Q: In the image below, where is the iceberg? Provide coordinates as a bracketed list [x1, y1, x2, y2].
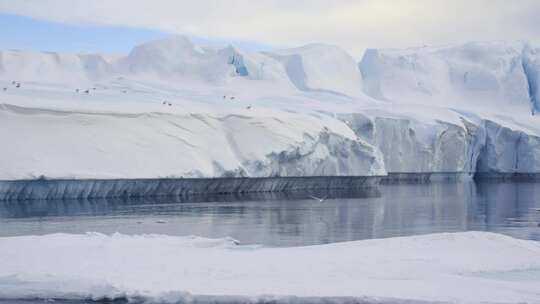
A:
[1, 37, 540, 182]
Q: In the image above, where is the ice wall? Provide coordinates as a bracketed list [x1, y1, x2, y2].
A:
[0, 176, 380, 201]
[341, 113, 483, 173]
[477, 120, 540, 173]
[341, 113, 540, 175]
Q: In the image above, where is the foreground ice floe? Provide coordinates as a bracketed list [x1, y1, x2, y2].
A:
[0, 232, 539, 303]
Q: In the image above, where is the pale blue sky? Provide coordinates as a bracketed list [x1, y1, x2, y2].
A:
[0, 1, 539, 56]
[0, 14, 275, 54]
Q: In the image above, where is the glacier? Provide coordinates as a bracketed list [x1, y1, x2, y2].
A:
[1, 36, 540, 183]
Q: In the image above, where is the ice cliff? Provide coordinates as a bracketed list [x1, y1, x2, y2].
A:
[357, 41, 540, 174]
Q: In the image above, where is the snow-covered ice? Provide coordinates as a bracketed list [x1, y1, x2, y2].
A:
[1, 36, 540, 179]
[0, 232, 538, 303]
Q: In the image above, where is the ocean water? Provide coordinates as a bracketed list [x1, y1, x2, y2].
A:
[0, 180, 539, 247]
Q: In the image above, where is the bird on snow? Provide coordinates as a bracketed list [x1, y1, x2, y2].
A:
[309, 195, 327, 202]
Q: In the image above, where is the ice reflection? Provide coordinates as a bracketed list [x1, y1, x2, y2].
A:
[0, 181, 539, 246]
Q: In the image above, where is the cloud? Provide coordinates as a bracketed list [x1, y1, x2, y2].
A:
[0, 0, 539, 57]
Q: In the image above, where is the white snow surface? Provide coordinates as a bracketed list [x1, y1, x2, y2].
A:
[0, 232, 539, 303]
[268, 44, 364, 97]
[1, 36, 540, 178]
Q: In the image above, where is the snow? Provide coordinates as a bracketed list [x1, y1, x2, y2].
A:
[269, 44, 364, 97]
[0, 49, 112, 85]
[0, 102, 384, 179]
[0, 232, 538, 303]
[1, 36, 540, 179]
[359, 42, 531, 111]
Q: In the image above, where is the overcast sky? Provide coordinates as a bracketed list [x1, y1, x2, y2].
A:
[0, 0, 539, 57]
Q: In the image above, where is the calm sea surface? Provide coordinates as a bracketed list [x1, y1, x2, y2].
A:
[1, 181, 539, 246]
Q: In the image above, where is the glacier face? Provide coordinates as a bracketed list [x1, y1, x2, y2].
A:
[1, 37, 540, 180]
[477, 120, 540, 173]
[340, 113, 483, 173]
[341, 113, 540, 174]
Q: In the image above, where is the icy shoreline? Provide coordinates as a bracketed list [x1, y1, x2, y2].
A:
[0, 232, 539, 303]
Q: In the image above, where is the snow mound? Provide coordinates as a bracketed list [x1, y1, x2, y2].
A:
[0, 232, 538, 303]
[268, 44, 363, 97]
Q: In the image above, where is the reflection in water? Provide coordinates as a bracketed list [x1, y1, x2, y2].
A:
[0, 181, 539, 246]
